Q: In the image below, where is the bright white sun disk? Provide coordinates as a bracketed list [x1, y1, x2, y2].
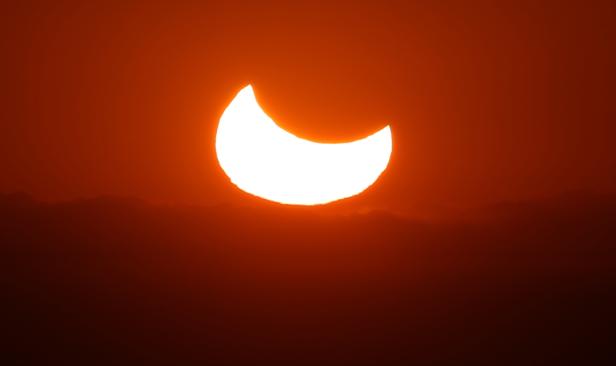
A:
[215, 85, 392, 205]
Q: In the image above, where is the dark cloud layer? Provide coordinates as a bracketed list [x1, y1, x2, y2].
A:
[1, 192, 615, 365]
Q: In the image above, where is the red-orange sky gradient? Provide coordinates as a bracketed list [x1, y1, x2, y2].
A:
[1, 1, 615, 215]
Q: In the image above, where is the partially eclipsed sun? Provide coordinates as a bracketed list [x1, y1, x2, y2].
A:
[215, 85, 392, 205]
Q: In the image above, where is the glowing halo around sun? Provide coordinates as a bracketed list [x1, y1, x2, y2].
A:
[215, 85, 392, 205]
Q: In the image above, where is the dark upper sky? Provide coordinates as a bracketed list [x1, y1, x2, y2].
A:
[1, 1, 615, 216]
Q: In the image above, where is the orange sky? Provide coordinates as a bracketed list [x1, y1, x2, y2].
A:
[1, 1, 615, 216]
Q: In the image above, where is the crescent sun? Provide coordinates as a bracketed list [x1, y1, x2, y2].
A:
[215, 85, 393, 205]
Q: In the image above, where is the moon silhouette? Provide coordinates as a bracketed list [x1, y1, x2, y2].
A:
[215, 85, 392, 205]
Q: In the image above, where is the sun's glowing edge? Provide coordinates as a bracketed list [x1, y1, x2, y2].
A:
[215, 85, 393, 205]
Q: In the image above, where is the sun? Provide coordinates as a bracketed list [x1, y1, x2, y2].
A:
[215, 85, 392, 205]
